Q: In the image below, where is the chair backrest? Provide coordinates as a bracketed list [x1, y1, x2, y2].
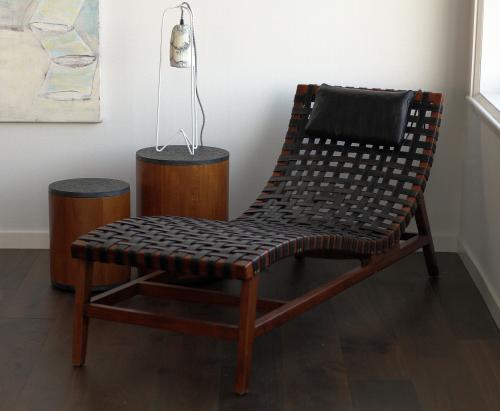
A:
[243, 84, 444, 252]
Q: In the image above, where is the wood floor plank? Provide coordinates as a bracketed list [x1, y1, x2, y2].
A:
[459, 339, 500, 411]
[0, 251, 66, 319]
[350, 380, 421, 411]
[399, 335, 490, 411]
[280, 305, 352, 411]
[430, 254, 500, 340]
[373, 276, 453, 339]
[0, 317, 52, 410]
[149, 333, 221, 411]
[0, 249, 39, 290]
[332, 279, 408, 381]
[15, 296, 167, 411]
[1, 250, 498, 410]
[12, 296, 76, 411]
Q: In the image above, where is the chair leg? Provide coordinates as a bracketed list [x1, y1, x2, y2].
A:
[73, 261, 93, 366]
[415, 194, 439, 277]
[234, 276, 260, 395]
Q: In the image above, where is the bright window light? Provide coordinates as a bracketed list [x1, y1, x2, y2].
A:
[471, 0, 500, 122]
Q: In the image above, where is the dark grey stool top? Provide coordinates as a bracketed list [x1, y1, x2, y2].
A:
[136, 145, 229, 166]
[49, 178, 130, 198]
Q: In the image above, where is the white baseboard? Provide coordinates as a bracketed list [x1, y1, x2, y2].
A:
[0, 230, 458, 252]
[458, 238, 500, 329]
[0, 231, 49, 249]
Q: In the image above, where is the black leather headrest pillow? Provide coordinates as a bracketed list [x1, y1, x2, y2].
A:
[305, 84, 415, 146]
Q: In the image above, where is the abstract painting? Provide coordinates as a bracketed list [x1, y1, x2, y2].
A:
[0, 0, 100, 122]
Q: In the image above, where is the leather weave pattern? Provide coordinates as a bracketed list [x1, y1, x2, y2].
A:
[72, 85, 443, 280]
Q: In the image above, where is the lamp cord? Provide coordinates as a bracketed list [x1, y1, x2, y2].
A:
[182, 2, 206, 146]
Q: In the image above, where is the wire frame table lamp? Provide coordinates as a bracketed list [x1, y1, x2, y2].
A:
[155, 2, 205, 155]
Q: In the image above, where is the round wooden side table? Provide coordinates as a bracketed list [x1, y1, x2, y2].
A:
[49, 178, 131, 291]
[136, 146, 229, 220]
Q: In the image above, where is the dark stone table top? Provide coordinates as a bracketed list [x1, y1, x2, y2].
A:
[136, 145, 229, 165]
[49, 178, 130, 198]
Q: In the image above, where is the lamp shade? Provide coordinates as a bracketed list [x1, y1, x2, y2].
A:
[170, 23, 191, 68]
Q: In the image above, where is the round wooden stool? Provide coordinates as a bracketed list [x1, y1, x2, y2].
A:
[49, 178, 131, 291]
[136, 146, 229, 220]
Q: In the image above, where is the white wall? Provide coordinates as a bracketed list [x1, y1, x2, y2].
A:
[459, 104, 500, 327]
[0, 0, 471, 249]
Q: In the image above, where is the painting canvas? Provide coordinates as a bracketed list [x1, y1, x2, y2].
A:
[0, 0, 100, 122]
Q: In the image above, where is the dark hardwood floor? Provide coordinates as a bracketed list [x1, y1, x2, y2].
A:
[0, 250, 499, 411]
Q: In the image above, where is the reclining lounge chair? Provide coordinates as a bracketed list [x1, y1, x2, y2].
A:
[71, 84, 444, 395]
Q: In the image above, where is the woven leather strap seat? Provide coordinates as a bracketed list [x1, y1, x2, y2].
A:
[72, 84, 443, 280]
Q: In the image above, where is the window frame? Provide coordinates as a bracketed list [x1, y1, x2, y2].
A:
[469, 0, 500, 127]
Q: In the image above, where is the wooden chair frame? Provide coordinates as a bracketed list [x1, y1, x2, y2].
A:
[73, 193, 437, 395]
